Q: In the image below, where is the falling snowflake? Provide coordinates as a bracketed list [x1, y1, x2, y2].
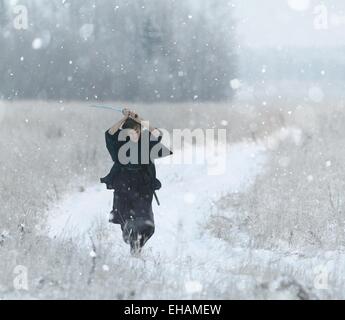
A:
[307, 175, 314, 182]
[32, 38, 43, 50]
[102, 265, 110, 272]
[230, 78, 241, 90]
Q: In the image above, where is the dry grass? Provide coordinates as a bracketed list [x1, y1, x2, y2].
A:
[209, 99, 345, 250]
[1, 99, 344, 299]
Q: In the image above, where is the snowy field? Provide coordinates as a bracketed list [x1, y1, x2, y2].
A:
[46, 127, 345, 300]
[47, 140, 266, 299]
[2, 0, 345, 301]
[1, 100, 345, 299]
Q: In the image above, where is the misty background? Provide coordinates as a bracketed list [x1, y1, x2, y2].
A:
[234, 0, 345, 104]
[1, 0, 345, 104]
[0, 0, 236, 102]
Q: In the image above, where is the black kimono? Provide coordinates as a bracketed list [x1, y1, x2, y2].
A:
[101, 128, 172, 250]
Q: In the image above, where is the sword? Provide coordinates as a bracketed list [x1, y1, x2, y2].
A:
[89, 105, 124, 113]
[89, 105, 138, 118]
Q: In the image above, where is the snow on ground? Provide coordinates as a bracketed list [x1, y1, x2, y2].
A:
[48, 139, 266, 241]
[46, 134, 266, 296]
[46, 127, 337, 299]
[48, 136, 267, 239]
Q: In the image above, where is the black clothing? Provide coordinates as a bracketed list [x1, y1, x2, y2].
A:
[100, 129, 170, 191]
[109, 168, 154, 224]
[101, 127, 172, 252]
[110, 169, 155, 250]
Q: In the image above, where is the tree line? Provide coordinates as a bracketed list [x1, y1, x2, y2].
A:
[0, 0, 237, 102]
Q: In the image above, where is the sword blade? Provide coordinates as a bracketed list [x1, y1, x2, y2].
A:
[89, 105, 123, 113]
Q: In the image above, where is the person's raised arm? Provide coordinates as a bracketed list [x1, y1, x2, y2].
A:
[108, 111, 130, 135]
[105, 109, 133, 161]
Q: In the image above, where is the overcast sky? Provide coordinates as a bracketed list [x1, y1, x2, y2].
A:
[232, 0, 345, 47]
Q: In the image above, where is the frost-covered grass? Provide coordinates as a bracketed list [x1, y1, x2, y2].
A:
[207, 101, 345, 299]
[1, 99, 345, 299]
[209, 102, 345, 250]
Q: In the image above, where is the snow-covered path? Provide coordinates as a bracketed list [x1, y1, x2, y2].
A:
[48, 140, 266, 243]
[47, 128, 334, 299]
[46, 140, 265, 293]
